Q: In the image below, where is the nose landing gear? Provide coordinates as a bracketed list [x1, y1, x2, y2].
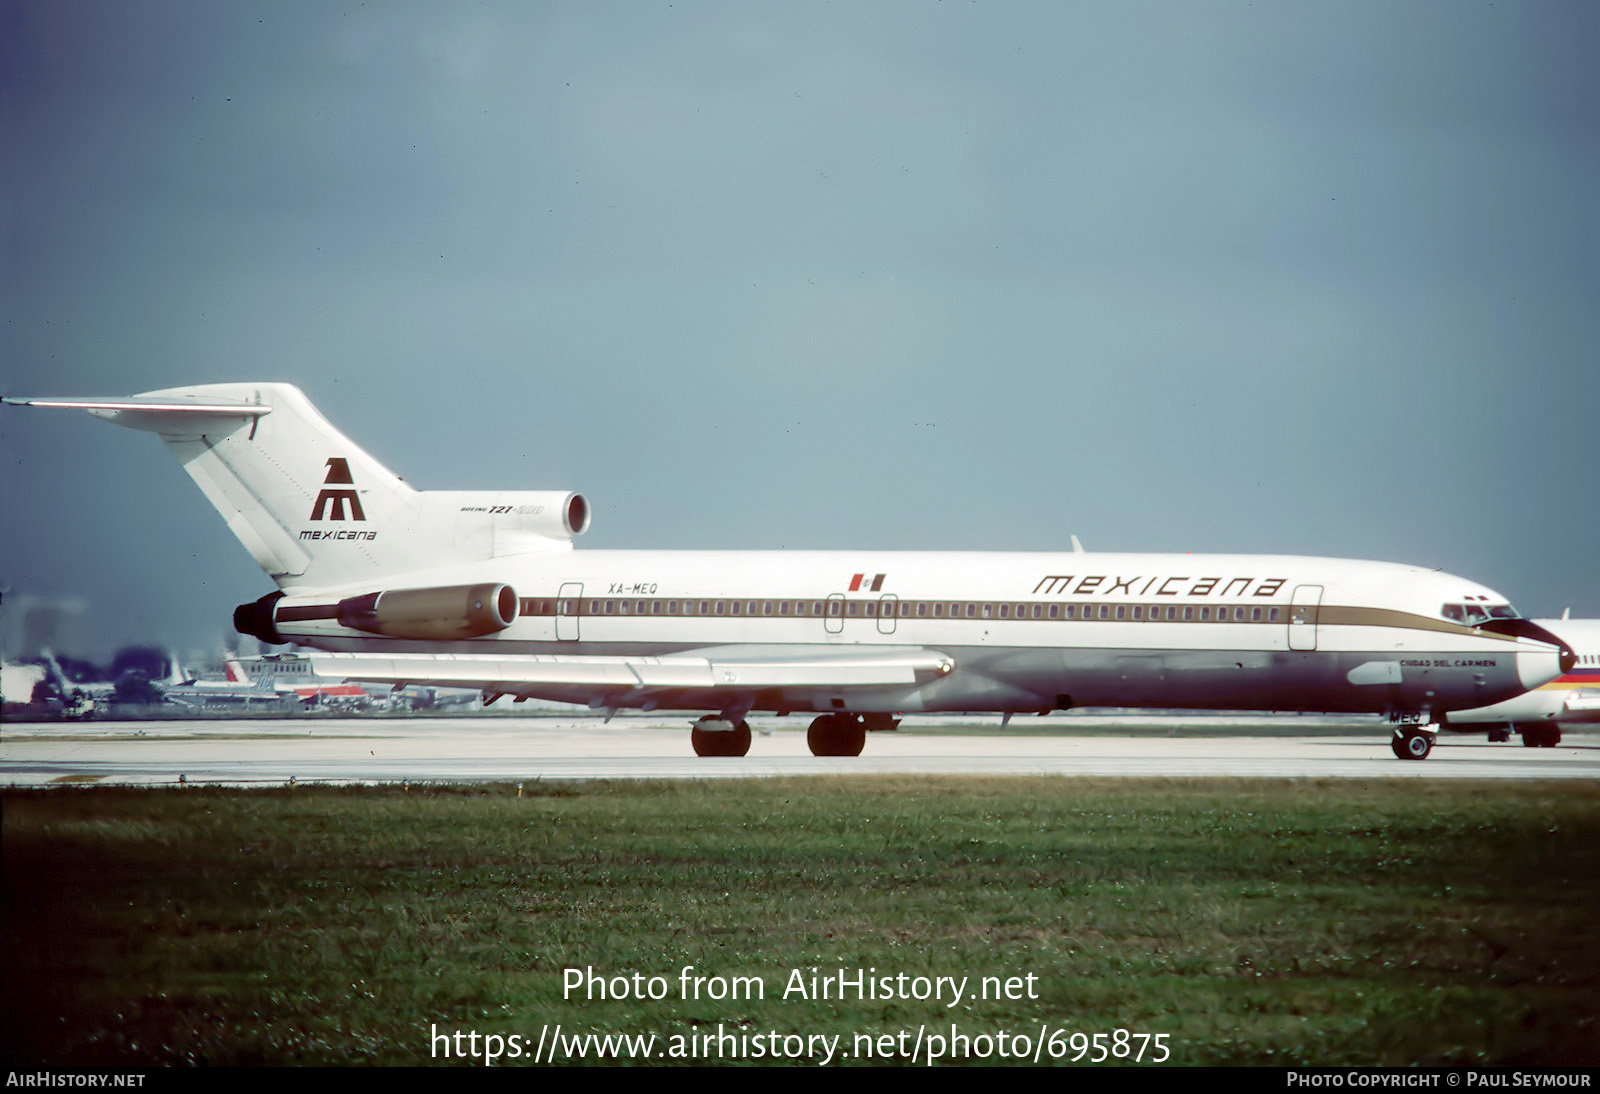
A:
[1391, 726, 1437, 760]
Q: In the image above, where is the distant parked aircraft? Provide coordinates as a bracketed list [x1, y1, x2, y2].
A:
[223, 654, 372, 709]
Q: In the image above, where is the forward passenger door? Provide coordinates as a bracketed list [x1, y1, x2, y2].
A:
[1288, 585, 1322, 651]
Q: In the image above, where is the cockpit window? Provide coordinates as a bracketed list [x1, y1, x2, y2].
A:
[1442, 602, 1520, 624]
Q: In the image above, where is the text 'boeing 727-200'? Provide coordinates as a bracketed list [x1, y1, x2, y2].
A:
[4, 383, 1574, 759]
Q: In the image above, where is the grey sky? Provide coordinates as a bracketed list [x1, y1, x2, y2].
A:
[3, 1, 1597, 658]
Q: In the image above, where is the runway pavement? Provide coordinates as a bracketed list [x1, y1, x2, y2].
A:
[3, 715, 1597, 786]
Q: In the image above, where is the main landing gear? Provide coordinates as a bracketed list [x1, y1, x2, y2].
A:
[807, 713, 867, 757]
[688, 712, 889, 757]
[690, 716, 752, 757]
[1391, 725, 1437, 761]
[1520, 724, 1562, 748]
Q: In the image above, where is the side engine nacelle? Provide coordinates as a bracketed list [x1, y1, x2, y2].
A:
[235, 583, 519, 644]
[336, 583, 519, 639]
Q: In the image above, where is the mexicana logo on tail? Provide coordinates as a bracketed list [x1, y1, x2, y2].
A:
[311, 458, 365, 521]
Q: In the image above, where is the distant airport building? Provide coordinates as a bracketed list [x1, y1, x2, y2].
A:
[5, 595, 93, 661]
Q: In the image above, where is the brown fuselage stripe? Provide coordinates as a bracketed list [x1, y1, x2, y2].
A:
[465, 596, 1522, 642]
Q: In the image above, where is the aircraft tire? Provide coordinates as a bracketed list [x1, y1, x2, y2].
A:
[1520, 725, 1560, 748]
[807, 714, 867, 757]
[1392, 730, 1433, 761]
[691, 719, 752, 757]
[807, 715, 838, 755]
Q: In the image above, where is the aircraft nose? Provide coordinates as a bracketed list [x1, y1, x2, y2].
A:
[1517, 643, 1567, 692]
[1478, 618, 1576, 685]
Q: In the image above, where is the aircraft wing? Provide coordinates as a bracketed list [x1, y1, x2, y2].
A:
[308, 645, 955, 702]
[1560, 690, 1600, 723]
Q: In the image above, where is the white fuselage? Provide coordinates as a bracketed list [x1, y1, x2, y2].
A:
[279, 548, 1560, 719]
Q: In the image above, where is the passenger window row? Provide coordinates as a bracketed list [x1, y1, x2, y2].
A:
[519, 598, 1284, 623]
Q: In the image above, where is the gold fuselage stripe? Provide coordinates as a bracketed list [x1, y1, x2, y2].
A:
[502, 596, 1518, 642]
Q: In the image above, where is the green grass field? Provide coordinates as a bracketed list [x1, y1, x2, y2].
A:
[3, 778, 1597, 1067]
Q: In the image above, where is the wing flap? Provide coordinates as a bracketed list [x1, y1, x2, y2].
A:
[307, 645, 953, 694]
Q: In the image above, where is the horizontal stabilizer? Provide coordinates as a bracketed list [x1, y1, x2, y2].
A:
[2, 395, 270, 435]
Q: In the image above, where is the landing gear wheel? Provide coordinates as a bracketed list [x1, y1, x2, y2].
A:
[807, 714, 866, 757]
[1488, 728, 1511, 743]
[1391, 729, 1434, 761]
[1520, 724, 1562, 748]
[691, 718, 752, 757]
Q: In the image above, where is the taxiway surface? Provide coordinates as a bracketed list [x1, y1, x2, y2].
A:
[3, 715, 1596, 786]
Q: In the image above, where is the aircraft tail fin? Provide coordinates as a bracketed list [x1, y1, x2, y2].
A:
[162, 649, 193, 687]
[4, 383, 589, 593]
[5, 384, 420, 589]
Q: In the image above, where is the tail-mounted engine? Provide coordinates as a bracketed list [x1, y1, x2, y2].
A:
[235, 582, 519, 644]
[420, 490, 590, 559]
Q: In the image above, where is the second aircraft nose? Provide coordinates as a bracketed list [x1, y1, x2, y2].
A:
[1516, 642, 1569, 694]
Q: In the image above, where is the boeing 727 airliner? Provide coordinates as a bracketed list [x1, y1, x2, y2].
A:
[4, 383, 1573, 760]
